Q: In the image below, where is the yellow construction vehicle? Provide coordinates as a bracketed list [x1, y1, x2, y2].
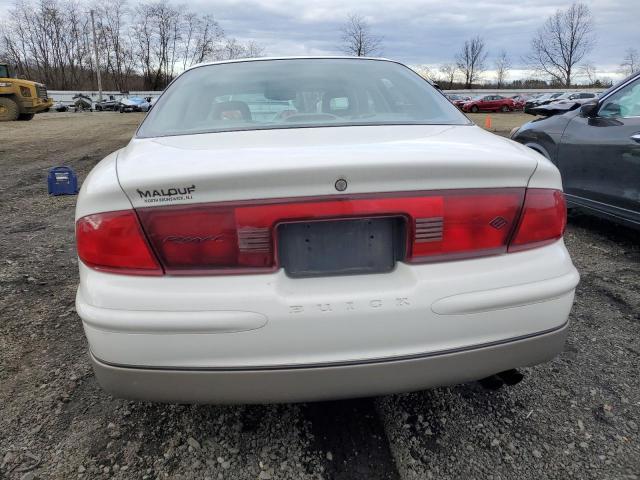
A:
[0, 63, 53, 121]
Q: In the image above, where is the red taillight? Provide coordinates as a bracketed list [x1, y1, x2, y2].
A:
[136, 189, 525, 274]
[76, 211, 162, 275]
[408, 190, 524, 262]
[136, 206, 273, 273]
[76, 188, 566, 276]
[508, 189, 566, 252]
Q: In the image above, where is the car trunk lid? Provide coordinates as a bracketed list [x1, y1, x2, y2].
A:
[112, 125, 543, 275]
[117, 124, 538, 207]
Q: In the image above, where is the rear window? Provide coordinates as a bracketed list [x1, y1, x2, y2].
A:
[137, 58, 468, 138]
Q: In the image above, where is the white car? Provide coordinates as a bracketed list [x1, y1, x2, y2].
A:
[75, 57, 579, 403]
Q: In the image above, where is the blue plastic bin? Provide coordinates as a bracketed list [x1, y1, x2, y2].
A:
[48, 166, 78, 195]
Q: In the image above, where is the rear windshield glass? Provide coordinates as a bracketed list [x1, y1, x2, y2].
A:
[137, 59, 469, 138]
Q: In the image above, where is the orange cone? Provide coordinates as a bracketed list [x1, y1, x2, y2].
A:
[484, 115, 492, 130]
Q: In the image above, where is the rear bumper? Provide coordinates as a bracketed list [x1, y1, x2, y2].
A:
[78, 242, 578, 369]
[90, 321, 569, 404]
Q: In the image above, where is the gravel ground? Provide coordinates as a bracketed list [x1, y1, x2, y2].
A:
[0, 112, 638, 480]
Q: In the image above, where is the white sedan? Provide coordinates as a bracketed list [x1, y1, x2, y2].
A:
[75, 57, 579, 403]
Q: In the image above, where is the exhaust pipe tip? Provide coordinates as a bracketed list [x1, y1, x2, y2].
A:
[478, 375, 505, 390]
[497, 369, 524, 386]
[478, 369, 524, 390]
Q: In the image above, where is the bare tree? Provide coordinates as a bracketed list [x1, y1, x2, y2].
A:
[579, 63, 597, 85]
[494, 50, 511, 88]
[412, 65, 435, 82]
[133, 1, 237, 89]
[0, 0, 263, 90]
[243, 40, 265, 58]
[95, 0, 136, 91]
[439, 64, 457, 89]
[218, 38, 245, 60]
[340, 13, 382, 57]
[149, 1, 181, 88]
[180, 12, 224, 69]
[528, 3, 595, 87]
[620, 48, 639, 76]
[456, 36, 487, 88]
[2, 0, 94, 88]
[214, 38, 264, 61]
[133, 2, 154, 88]
[184, 14, 224, 66]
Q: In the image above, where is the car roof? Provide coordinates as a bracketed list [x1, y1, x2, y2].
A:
[189, 56, 394, 71]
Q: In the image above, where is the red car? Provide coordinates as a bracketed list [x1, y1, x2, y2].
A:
[510, 95, 528, 110]
[462, 95, 515, 113]
[445, 94, 471, 109]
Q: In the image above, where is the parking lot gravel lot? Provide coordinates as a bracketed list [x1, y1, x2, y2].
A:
[1, 112, 638, 480]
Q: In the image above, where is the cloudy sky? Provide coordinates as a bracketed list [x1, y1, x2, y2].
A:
[1, 0, 638, 81]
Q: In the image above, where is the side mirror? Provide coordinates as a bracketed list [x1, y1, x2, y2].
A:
[432, 82, 442, 91]
[580, 101, 598, 117]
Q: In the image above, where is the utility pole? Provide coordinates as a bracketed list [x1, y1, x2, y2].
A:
[90, 10, 103, 101]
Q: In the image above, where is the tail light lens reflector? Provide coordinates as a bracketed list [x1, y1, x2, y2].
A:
[76, 211, 162, 275]
[408, 190, 524, 262]
[509, 189, 566, 252]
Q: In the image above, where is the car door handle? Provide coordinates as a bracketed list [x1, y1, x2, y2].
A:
[632, 133, 640, 143]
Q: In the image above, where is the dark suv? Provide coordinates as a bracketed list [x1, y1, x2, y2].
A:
[512, 72, 640, 228]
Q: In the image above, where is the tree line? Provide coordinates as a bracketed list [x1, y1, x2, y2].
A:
[2, 2, 637, 91]
[341, 4, 637, 89]
[0, 0, 264, 90]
